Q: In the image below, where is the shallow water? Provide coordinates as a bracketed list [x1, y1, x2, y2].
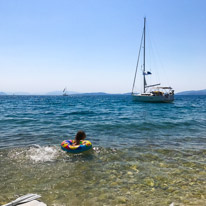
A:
[0, 95, 206, 205]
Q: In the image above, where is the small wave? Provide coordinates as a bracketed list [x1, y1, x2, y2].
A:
[68, 111, 96, 115]
[26, 145, 60, 162]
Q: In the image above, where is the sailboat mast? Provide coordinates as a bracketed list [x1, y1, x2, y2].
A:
[143, 17, 146, 93]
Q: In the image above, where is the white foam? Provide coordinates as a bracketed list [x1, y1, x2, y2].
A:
[26, 145, 59, 162]
[93, 147, 102, 154]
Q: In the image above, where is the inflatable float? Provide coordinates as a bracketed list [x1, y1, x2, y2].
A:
[61, 140, 92, 153]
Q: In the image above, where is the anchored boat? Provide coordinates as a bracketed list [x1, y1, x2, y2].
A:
[131, 18, 174, 103]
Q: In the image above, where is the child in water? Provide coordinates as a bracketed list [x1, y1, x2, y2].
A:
[72, 130, 86, 146]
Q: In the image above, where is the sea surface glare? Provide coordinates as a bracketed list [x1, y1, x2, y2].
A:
[0, 95, 206, 205]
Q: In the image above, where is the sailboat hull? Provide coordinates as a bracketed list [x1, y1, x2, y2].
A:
[132, 94, 174, 103]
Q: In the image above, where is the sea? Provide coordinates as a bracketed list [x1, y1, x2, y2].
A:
[0, 95, 206, 206]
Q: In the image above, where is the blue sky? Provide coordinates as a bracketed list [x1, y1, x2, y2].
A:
[0, 0, 206, 94]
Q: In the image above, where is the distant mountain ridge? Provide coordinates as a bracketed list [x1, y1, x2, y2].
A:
[0, 92, 7, 95]
[176, 89, 206, 95]
[1, 89, 206, 96]
[45, 91, 79, 95]
[0, 91, 130, 95]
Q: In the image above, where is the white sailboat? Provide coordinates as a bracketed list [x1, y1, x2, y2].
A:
[132, 18, 174, 103]
[63, 87, 68, 96]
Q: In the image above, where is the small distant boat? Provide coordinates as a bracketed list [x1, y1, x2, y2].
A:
[131, 18, 174, 103]
[63, 87, 68, 96]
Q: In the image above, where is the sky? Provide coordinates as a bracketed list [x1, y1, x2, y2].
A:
[0, 0, 206, 94]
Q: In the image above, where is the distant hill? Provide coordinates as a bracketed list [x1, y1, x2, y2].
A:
[45, 91, 79, 95]
[176, 89, 206, 95]
[72, 92, 110, 96]
[0, 91, 131, 96]
[0, 92, 7, 95]
[14, 92, 31, 95]
[46, 91, 125, 96]
[123, 92, 132, 95]
[72, 92, 131, 96]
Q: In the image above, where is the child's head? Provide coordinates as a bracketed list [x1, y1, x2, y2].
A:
[75, 130, 86, 143]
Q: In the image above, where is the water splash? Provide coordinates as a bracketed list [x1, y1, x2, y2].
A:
[26, 145, 60, 162]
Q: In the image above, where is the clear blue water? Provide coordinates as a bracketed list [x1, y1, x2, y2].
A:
[0, 95, 206, 205]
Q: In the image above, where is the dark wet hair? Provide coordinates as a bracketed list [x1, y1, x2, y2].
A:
[75, 130, 86, 144]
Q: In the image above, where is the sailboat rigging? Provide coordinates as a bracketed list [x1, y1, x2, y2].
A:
[132, 18, 174, 103]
